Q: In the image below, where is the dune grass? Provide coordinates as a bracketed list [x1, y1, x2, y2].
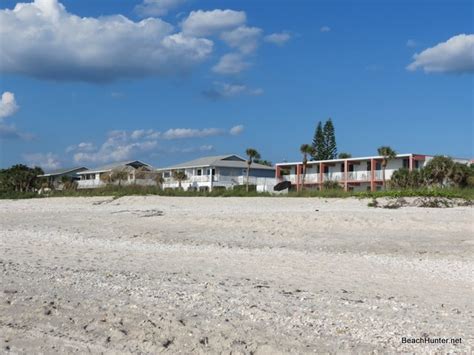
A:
[1, 185, 473, 200]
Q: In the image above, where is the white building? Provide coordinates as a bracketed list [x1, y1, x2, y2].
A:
[276, 153, 471, 192]
[157, 154, 275, 192]
[77, 160, 156, 189]
[38, 166, 88, 190]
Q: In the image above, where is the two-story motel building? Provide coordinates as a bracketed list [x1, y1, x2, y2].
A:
[275, 153, 470, 192]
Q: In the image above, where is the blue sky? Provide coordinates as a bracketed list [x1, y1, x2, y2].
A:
[0, 0, 473, 170]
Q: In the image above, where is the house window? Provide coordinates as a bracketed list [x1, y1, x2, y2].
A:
[349, 164, 354, 172]
[324, 166, 329, 174]
[415, 160, 420, 169]
[197, 169, 202, 176]
[366, 161, 371, 171]
[376, 162, 382, 170]
[163, 172, 170, 178]
[340, 164, 344, 173]
[316, 165, 320, 174]
[402, 158, 409, 169]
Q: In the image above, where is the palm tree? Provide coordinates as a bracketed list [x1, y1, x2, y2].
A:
[300, 144, 315, 190]
[377, 146, 397, 190]
[110, 170, 128, 186]
[172, 170, 187, 189]
[245, 148, 261, 192]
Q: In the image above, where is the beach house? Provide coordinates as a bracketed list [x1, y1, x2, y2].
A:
[38, 167, 89, 190]
[157, 154, 275, 191]
[276, 153, 471, 192]
[76, 160, 156, 189]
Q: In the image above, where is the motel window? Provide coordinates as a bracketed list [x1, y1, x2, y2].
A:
[324, 166, 329, 174]
[340, 164, 344, 173]
[402, 158, 409, 169]
[349, 164, 354, 172]
[366, 161, 371, 171]
[316, 165, 320, 174]
[415, 160, 420, 169]
[376, 162, 382, 170]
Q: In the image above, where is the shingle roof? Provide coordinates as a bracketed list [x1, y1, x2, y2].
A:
[77, 160, 152, 174]
[38, 167, 88, 177]
[157, 155, 274, 171]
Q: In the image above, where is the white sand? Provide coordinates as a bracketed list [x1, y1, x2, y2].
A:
[0, 196, 473, 353]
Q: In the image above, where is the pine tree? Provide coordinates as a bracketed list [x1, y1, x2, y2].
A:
[311, 121, 325, 160]
[323, 118, 337, 159]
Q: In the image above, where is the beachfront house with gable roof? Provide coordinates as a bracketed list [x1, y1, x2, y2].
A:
[76, 160, 156, 189]
[157, 154, 275, 192]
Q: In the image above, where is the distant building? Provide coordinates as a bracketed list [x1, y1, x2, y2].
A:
[276, 154, 471, 192]
[38, 167, 88, 190]
[157, 154, 275, 192]
[77, 160, 156, 189]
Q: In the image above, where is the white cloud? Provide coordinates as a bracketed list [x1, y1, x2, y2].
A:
[203, 82, 263, 99]
[406, 39, 417, 48]
[320, 26, 331, 33]
[181, 9, 246, 36]
[229, 125, 244, 135]
[0, 92, 19, 120]
[66, 142, 96, 153]
[212, 53, 250, 74]
[69, 126, 240, 164]
[220, 26, 262, 54]
[135, 0, 186, 17]
[407, 34, 474, 74]
[0, 0, 213, 82]
[264, 32, 291, 46]
[23, 152, 61, 169]
[162, 127, 223, 139]
[0, 91, 33, 140]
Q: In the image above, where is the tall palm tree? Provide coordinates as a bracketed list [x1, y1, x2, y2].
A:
[245, 148, 261, 192]
[377, 146, 397, 190]
[300, 144, 315, 190]
[172, 170, 187, 190]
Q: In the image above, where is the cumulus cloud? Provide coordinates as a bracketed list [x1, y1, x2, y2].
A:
[202, 82, 263, 100]
[0, 92, 19, 119]
[407, 34, 474, 74]
[320, 26, 331, 33]
[181, 9, 246, 36]
[162, 128, 223, 139]
[69, 125, 241, 164]
[220, 26, 262, 54]
[229, 125, 244, 135]
[0, 91, 33, 140]
[0, 0, 213, 82]
[23, 152, 61, 169]
[66, 142, 96, 153]
[135, 0, 186, 17]
[264, 32, 291, 46]
[212, 53, 250, 74]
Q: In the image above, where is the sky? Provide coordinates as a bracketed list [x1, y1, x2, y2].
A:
[0, 0, 473, 170]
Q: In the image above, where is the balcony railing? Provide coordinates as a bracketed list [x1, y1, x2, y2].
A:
[280, 170, 389, 184]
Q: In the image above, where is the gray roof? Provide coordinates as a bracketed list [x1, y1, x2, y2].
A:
[38, 166, 88, 177]
[77, 160, 153, 174]
[157, 154, 274, 171]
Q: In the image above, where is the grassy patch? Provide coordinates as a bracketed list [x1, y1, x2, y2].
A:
[1, 186, 473, 200]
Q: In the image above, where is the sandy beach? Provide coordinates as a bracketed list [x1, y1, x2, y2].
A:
[0, 196, 472, 353]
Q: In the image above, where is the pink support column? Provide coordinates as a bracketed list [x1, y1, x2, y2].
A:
[275, 166, 281, 181]
[370, 158, 375, 192]
[409, 156, 414, 171]
[296, 164, 301, 192]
